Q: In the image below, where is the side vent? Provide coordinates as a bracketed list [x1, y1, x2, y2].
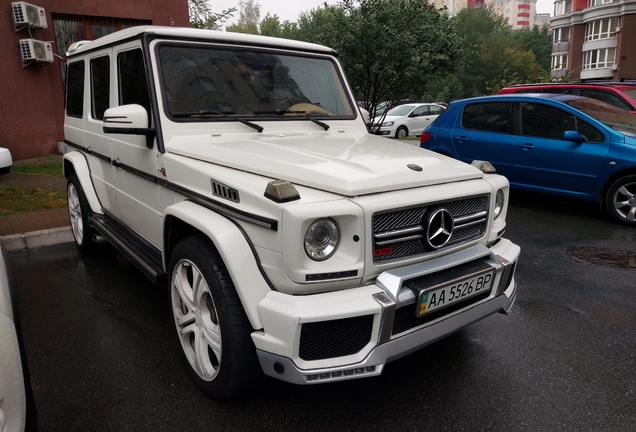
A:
[211, 179, 240, 203]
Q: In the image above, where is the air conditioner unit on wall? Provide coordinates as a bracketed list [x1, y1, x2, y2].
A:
[19, 39, 54, 67]
[611, 64, 619, 71]
[12, 1, 47, 31]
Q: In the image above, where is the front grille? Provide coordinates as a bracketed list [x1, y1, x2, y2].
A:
[299, 315, 374, 361]
[373, 195, 489, 263]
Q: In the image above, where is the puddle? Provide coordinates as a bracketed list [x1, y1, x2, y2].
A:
[568, 246, 636, 270]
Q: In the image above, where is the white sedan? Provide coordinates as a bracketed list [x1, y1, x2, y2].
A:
[0, 147, 12, 175]
[372, 103, 445, 138]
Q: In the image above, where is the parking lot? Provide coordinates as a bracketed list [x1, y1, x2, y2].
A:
[8, 191, 636, 432]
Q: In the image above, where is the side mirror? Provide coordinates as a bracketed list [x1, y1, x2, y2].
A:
[408, 113, 418, 118]
[103, 104, 155, 149]
[562, 130, 587, 144]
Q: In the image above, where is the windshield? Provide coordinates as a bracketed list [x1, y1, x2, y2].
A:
[618, 87, 636, 102]
[566, 98, 636, 136]
[386, 105, 416, 117]
[157, 43, 355, 120]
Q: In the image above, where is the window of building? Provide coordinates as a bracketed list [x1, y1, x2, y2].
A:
[588, 0, 614, 6]
[66, 61, 85, 118]
[90, 56, 110, 120]
[584, 17, 620, 41]
[583, 48, 616, 69]
[551, 54, 568, 70]
[52, 14, 150, 87]
[553, 27, 570, 43]
[554, 0, 572, 16]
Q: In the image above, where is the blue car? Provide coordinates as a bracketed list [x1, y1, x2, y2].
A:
[420, 93, 636, 225]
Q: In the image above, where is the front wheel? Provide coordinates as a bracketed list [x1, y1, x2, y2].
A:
[395, 126, 408, 139]
[169, 235, 259, 399]
[67, 173, 97, 253]
[605, 175, 636, 225]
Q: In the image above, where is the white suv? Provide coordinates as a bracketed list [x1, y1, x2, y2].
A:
[63, 26, 520, 399]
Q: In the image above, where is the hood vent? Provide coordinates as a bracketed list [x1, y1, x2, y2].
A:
[211, 179, 240, 203]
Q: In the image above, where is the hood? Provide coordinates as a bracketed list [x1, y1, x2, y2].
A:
[372, 114, 406, 123]
[166, 131, 483, 196]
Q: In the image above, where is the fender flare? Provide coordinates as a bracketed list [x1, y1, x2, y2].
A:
[63, 152, 102, 214]
[163, 201, 271, 329]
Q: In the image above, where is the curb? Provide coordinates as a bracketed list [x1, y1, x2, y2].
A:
[0, 226, 74, 252]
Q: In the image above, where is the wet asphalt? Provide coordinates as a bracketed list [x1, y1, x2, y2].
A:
[8, 191, 636, 432]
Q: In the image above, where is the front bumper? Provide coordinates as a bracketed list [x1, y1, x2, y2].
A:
[253, 238, 520, 385]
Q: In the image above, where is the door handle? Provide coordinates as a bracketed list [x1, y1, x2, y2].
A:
[519, 143, 535, 150]
[455, 136, 468, 142]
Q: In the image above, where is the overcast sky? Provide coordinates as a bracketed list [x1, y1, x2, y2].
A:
[212, 0, 554, 28]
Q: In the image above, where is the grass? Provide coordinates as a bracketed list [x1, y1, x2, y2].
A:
[12, 164, 64, 177]
[0, 185, 67, 215]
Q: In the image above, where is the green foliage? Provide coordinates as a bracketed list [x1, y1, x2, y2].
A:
[226, 0, 261, 34]
[12, 164, 64, 177]
[188, 0, 235, 29]
[292, 0, 467, 119]
[0, 185, 67, 215]
[453, 7, 551, 97]
[419, 74, 464, 104]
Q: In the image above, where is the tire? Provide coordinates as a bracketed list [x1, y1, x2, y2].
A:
[168, 235, 259, 399]
[605, 175, 636, 225]
[395, 126, 408, 139]
[67, 173, 97, 253]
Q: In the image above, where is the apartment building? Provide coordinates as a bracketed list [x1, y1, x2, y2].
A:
[431, 0, 539, 29]
[550, 0, 636, 80]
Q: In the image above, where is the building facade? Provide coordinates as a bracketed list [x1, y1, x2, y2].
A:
[431, 0, 539, 29]
[1, 0, 188, 160]
[550, 0, 636, 80]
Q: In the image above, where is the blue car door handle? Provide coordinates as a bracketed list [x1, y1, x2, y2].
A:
[455, 136, 468, 142]
[519, 143, 535, 150]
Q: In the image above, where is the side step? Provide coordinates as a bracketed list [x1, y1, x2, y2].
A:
[90, 214, 166, 286]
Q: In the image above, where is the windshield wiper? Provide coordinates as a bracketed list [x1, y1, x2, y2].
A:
[172, 109, 263, 132]
[255, 109, 330, 131]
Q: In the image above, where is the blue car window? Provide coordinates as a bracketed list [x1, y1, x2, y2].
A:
[521, 102, 575, 139]
[462, 102, 512, 134]
[575, 117, 604, 143]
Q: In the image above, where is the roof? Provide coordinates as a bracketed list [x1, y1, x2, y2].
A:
[66, 25, 336, 57]
[453, 93, 586, 105]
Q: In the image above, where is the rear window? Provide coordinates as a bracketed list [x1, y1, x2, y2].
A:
[462, 102, 512, 134]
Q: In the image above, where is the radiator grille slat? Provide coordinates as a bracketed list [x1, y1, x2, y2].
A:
[373, 195, 489, 263]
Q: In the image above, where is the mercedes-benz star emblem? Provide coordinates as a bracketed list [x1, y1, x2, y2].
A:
[425, 208, 454, 249]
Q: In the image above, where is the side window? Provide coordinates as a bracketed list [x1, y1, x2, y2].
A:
[545, 88, 575, 95]
[66, 61, 85, 118]
[429, 106, 445, 115]
[576, 118, 604, 143]
[412, 106, 428, 116]
[90, 56, 110, 120]
[521, 102, 575, 139]
[118, 49, 151, 118]
[462, 102, 512, 134]
[579, 90, 630, 111]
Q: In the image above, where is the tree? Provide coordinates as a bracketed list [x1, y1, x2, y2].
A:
[512, 25, 553, 71]
[453, 7, 549, 97]
[293, 0, 467, 121]
[226, 0, 261, 34]
[188, 0, 235, 30]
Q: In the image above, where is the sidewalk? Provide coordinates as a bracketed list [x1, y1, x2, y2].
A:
[0, 154, 74, 251]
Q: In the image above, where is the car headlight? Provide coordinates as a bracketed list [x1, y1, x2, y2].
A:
[494, 189, 505, 219]
[304, 218, 340, 261]
[381, 121, 394, 127]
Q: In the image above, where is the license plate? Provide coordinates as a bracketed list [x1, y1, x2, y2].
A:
[410, 262, 495, 317]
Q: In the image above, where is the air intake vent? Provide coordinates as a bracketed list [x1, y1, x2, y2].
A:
[210, 179, 239, 203]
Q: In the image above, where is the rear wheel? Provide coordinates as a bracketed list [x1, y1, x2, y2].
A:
[67, 173, 97, 253]
[168, 235, 259, 399]
[605, 175, 636, 225]
[395, 126, 408, 139]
